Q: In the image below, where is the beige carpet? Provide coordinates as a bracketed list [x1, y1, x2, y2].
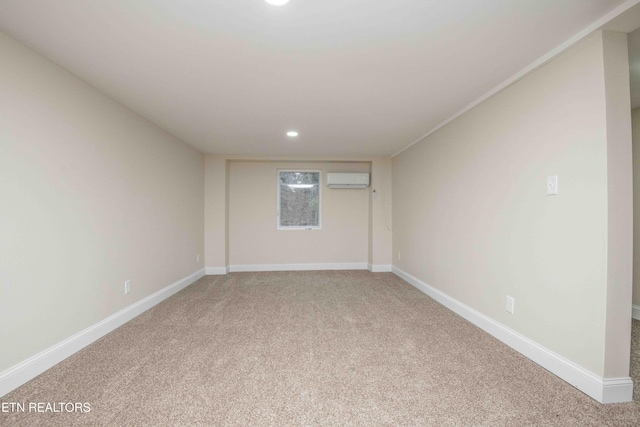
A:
[1, 271, 639, 426]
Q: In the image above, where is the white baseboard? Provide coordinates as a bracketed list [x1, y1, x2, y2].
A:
[392, 266, 633, 404]
[205, 266, 229, 275]
[0, 269, 205, 398]
[228, 263, 369, 272]
[210, 264, 393, 274]
[368, 264, 393, 273]
[633, 305, 640, 321]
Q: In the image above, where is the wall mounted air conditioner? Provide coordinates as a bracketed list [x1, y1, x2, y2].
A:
[326, 173, 370, 189]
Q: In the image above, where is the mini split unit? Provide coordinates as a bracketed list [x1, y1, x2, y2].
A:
[326, 173, 370, 189]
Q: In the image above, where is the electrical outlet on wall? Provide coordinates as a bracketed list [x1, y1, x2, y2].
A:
[124, 280, 131, 295]
[506, 296, 515, 314]
[547, 175, 558, 195]
[397, 252, 401, 260]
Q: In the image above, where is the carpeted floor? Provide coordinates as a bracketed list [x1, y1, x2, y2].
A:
[1, 271, 639, 426]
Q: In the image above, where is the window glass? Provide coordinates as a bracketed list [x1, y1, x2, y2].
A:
[278, 171, 321, 229]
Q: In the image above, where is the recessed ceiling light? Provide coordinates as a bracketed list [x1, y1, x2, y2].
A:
[286, 131, 299, 137]
[264, 0, 290, 6]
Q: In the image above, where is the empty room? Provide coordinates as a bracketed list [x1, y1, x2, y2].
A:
[2, 0, 640, 425]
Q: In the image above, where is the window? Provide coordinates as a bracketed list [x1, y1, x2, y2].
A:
[278, 171, 321, 229]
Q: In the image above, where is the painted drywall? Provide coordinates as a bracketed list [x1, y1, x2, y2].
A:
[204, 155, 227, 270]
[228, 161, 369, 267]
[393, 31, 632, 378]
[205, 157, 391, 272]
[633, 109, 640, 309]
[369, 158, 393, 268]
[601, 31, 632, 378]
[0, 31, 204, 373]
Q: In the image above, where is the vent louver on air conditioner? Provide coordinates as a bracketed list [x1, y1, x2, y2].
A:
[326, 173, 370, 189]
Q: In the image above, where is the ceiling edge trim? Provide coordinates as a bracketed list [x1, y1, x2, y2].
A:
[391, 0, 640, 158]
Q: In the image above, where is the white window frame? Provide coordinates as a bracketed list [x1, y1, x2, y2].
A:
[277, 170, 322, 230]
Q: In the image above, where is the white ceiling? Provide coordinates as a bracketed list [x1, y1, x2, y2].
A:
[0, 0, 636, 157]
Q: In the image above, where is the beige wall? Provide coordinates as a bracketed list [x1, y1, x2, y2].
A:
[204, 157, 392, 270]
[602, 31, 633, 378]
[392, 31, 632, 378]
[369, 158, 393, 268]
[228, 161, 370, 266]
[0, 31, 204, 373]
[204, 155, 228, 270]
[633, 108, 640, 309]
